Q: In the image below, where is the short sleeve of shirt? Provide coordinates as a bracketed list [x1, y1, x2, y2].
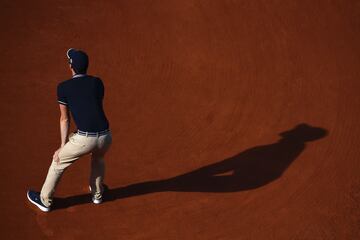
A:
[57, 83, 68, 105]
[96, 78, 104, 99]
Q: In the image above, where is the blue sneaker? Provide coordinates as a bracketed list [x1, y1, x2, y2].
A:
[26, 190, 50, 212]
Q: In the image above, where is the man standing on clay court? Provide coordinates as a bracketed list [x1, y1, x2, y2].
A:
[27, 48, 112, 212]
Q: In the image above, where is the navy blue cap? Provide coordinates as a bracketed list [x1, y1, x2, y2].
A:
[66, 48, 89, 73]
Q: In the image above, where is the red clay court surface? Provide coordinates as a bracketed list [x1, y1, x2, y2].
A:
[1, 0, 360, 239]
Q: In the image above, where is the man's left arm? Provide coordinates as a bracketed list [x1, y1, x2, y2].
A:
[53, 104, 70, 162]
[59, 104, 70, 147]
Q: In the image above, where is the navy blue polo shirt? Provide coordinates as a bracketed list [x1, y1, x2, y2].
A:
[57, 74, 110, 132]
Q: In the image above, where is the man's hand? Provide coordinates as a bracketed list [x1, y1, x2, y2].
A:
[53, 147, 62, 163]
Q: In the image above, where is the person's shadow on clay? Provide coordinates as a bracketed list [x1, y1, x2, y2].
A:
[53, 123, 327, 210]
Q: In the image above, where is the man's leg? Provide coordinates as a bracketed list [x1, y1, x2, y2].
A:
[40, 134, 95, 207]
[89, 152, 105, 200]
[89, 133, 112, 201]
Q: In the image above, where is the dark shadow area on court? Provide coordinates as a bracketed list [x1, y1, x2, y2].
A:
[52, 123, 328, 210]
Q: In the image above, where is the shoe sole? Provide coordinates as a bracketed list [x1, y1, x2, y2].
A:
[26, 191, 50, 212]
[93, 198, 103, 204]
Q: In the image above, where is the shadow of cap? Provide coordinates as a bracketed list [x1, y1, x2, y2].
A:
[279, 123, 328, 142]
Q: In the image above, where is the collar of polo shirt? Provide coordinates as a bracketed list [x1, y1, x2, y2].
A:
[73, 74, 87, 78]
